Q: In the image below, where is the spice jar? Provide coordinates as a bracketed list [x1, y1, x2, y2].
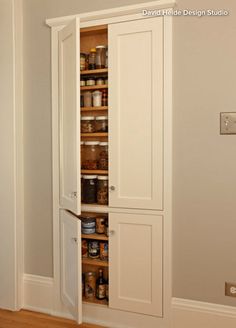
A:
[80, 78, 86, 86]
[97, 176, 108, 205]
[80, 53, 86, 71]
[82, 141, 99, 170]
[83, 91, 92, 107]
[95, 116, 108, 132]
[92, 90, 102, 107]
[96, 77, 104, 85]
[86, 77, 95, 86]
[85, 272, 96, 299]
[98, 142, 108, 170]
[81, 116, 95, 133]
[88, 48, 96, 70]
[95, 45, 106, 69]
[82, 175, 97, 204]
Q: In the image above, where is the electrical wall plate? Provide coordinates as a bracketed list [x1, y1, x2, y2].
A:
[225, 282, 236, 297]
[220, 112, 236, 134]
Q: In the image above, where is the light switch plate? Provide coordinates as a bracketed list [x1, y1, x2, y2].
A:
[220, 112, 236, 134]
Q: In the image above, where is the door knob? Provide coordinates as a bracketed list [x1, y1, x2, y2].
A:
[107, 230, 115, 236]
[109, 186, 115, 191]
[71, 237, 78, 244]
[70, 191, 77, 198]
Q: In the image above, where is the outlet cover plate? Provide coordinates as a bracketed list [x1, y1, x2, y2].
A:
[220, 112, 236, 134]
[225, 282, 236, 297]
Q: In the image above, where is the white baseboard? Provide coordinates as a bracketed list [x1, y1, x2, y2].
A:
[23, 275, 236, 328]
[172, 298, 236, 328]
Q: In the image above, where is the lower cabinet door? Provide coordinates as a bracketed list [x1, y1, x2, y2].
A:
[109, 212, 163, 317]
[60, 209, 82, 323]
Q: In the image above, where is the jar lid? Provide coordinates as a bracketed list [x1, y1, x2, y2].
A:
[92, 90, 102, 95]
[99, 142, 108, 146]
[90, 48, 96, 52]
[96, 116, 108, 120]
[97, 175, 108, 180]
[84, 141, 99, 146]
[81, 116, 95, 120]
[96, 45, 106, 49]
[83, 175, 98, 179]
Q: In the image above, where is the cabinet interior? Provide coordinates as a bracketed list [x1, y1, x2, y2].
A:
[80, 24, 109, 307]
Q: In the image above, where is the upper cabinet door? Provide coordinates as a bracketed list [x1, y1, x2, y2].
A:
[60, 209, 82, 324]
[109, 18, 163, 210]
[58, 18, 81, 215]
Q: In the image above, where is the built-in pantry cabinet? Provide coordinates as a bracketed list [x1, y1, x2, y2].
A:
[46, 2, 173, 327]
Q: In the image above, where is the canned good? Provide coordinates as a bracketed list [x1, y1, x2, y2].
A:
[96, 217, 106, 234]
[82, 239, 88, 258]
[88, 240, 100, 259]
[81, 216, 96, 234]
[85, 272, 96, 299]
[100, 242, 108, 261]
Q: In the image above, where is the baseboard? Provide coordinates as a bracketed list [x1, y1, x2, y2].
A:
[23, 275, 236, 328]
[172, 298, 236, 328]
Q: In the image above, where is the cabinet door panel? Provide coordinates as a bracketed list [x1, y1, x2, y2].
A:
[109, 212, 163, 317]
[58, 18, 81, 214]
[109, 18, 163, 210]
[60, 209, 82, 323]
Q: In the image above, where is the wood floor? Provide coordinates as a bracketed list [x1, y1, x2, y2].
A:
[0, 309, 105, 328]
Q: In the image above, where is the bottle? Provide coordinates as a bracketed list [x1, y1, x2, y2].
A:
[88, 48, 96, 70]
[96, 269, 106, 300]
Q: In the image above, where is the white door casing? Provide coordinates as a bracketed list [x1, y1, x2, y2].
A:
[109, 212, 163, 317]
[109, 17, 163, 210]
[60, 209, 82, 323]
[58, 18, 81, 215]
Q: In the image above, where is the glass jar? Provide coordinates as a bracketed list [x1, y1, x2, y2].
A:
[86, 77, 95, 86]
[83, 91, 92, 107]
[98, 142, 108, 170]
[85, 272, 96, 299]
[80, 53, 86, 71]
[81, 116, 95, 133]
[95, 45, 106, 69]
[80, 78, 86, 86]
[95, 116, 108, 132]
[82, 141, 99, 170]
[88, 48, 96, 70]
[82, 175, 97, 204]
[97, 176, 108, 205]
[96, 77, 104, 85]
[92, 90, 102, 107]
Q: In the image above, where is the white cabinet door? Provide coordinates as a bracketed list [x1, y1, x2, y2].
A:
[58, 18, 81, 215]
[109, 212, 163, 317]
[60, 209, 82, 323]
[109, 18, 163, 210]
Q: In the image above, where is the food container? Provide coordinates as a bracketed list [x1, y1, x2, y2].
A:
[80, 78, 86, 86]
[100, 242, 108, 261]
[86, 77, 95, 86]
[98, 142, 108, 170]
[81, 216, 96, 234]
[95, 116, 108, 132]
[82, 240, 88, 258]
[82, 175, 97, 204]
[80, 53, 86, 71]
[97, 176, 108, 205]
[88, 48, 96, 70]
[92, 90, 102, 107]
[82, 141, 99, 170]
[96, 77, 104, 85]
[85, 272, 96, 299]
[88, 240, 100, 259]
[81, 116, 95, 133]
[95, 45, 106, 69]
[96, 216, 106, 234]
[83, 91, 92, 107]
[102, 90, 108, 106]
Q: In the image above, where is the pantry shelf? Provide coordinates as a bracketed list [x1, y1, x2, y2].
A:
[81, 133, 108, 137]
[80, 68, 108, 75]
[81, 204, 109, 213]
[82, 258, 108, 267]
[81, 169, 108, 175]
[82, 233, 108, 241]
[81, 84, 108, 91]
[81, 106, 108, 112]
[82, 296, 108, 307]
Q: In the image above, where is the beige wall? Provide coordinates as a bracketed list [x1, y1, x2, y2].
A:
[23, 0, 236, 307]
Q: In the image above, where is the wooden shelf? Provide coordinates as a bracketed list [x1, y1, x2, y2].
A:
[81, 106, 108, 112]
[82, 233, 108, 241]
[81, 133, 108, 137]
[81, 68, 108, 75]
[81, 169, 108, 175]
[82, 296, 108, 307]
[81, 85, 108, 91]
[81, 204, 109, 213]
[82, 258, 108, 267]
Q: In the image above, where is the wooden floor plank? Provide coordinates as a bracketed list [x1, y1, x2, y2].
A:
[0, 310, 105, 328]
